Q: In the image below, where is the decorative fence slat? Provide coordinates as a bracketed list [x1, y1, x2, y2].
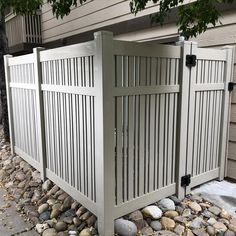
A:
[4, 31, 233, 236]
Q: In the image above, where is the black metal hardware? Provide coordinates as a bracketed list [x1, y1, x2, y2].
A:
[181, 174, 191, 187]
[186, 55, 197, 67]
[228, 82, 236, 92]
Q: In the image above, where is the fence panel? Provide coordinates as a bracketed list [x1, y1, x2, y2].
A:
[5, 54, 42, 171]
[186, 46, 233, 192]
[112, 41, 181, 217]
[40, 42, 97, 212]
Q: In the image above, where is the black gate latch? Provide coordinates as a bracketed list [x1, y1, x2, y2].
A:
[228, 82, 236, 92]
[186, 55, 197, 67]
[181, 174, 191, 187]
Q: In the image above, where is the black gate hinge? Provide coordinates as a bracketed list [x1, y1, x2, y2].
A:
[181, 174, 191, 187]
[228, 82, 236, 92]
[186, 55, 197, 67]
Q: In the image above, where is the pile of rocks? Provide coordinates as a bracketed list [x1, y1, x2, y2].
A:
[0, 141, 236, 236]
[115, 196, 236, 236]
[0, 144, 97, 236]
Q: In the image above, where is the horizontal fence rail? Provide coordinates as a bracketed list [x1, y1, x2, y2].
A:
[4, 31, 233, 236]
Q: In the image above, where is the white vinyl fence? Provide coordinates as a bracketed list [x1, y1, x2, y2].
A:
[4, 31, 233, 235]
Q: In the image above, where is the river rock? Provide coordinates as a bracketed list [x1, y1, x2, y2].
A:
[52, 203, 62, 211]
[15, 171, 26, 181]
[142, 206, 163, 219]
[0, 169, 6, 180]
[55, 221, 68, 232]
[32, 170, 41, 182]
[169, 196, 181, 205]
[73, 217, 82, 226]
[58, 192, 68, 201]
[220, 209, 231, 220]
[47, 185, 60, 196]
[150, 220, 162, 231]
[174, 216, 189, 224]
[50, 208, 61, 219]
[158, 198, 175, 211]
[140, 226, 153, 235]
[190, 217, 204, 229]
[207, 217, 217, 225]
[42, 228, 57, 236]
[61, 196, 72, 212]
[224, 230, 236, 236]
[71, 201, 80, 210]
[129, 210, 145, 229]
[206, 226, 216, 235]
[154, 230, 178, 236]
[38, 203, 49, 214]
[228, 223, 236, 233]
[182, 209, 191, 217]
[114, 218, 137, 236]
[213, 221, 227, 233]
[79, 228, 91, 236]
[76, 206, 87, 217]
[40, 211, 51, 221]
[164, 211, 179, 218]
[47, 198, 56, 206]
[174, 224, 185, 235]
[42, 179, 53, 192]
[208, 206, 221, 216]
[189, 202, 202, 213]
[192, 228, 209, 236]
[35, 223, 49, 234]
[161, 217, 175, 230]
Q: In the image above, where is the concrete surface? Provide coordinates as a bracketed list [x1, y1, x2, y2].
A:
[191, 179, 236, 218]
[0, 187, 39, 236]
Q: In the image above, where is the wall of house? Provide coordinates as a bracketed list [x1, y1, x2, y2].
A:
[41, 0, 199, 44]
[41, 0, 158, 43]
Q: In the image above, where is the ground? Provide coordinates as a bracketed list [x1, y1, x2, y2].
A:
[0, 187, 39, 235]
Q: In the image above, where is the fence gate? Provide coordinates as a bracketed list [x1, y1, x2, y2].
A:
[178, 42, 233, 197]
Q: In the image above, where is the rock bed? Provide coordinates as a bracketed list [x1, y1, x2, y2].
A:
[0, 142, 236, 236]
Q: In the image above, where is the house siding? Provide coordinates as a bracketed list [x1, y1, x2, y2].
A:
[41, 0, 161, 43]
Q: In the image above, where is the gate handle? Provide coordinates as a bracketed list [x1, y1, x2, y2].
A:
[228, 82, 236, 92]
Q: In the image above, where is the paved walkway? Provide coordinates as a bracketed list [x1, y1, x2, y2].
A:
[0, 187, 39, 236]
[192, 179, 236, 218]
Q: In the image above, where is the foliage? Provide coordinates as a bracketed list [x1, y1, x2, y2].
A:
[0, 0, 235, 38]
[130, 0, 236, 38]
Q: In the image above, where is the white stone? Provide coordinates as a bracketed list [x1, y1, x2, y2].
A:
[35, 223, 49, 234]
[142, 205, 163, 219]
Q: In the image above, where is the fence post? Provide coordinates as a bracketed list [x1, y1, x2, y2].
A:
[94, 31, 116, 235]
[185, 42, 198, 195]
[4, 55, 14, 155]
[33, 47, 46, 181]
[219, 46, 233, 180]
[176, 41, 192, 199]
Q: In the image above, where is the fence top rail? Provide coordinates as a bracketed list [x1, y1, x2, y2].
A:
[8, 53, 34, 66]
[40, 40, 95, 62]
[113, 40, 181, 59]
[196, 48, 227, 61]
